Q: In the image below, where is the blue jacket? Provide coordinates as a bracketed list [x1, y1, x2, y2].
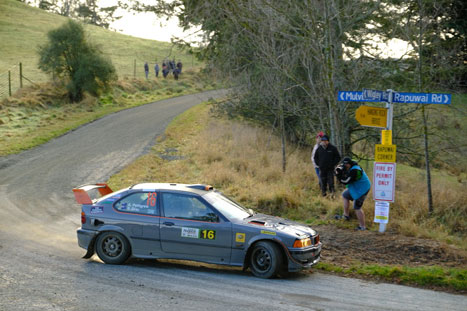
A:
[347, 165, 371, 200]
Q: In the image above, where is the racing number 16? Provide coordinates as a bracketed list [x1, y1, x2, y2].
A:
[200, 229, 216, 240]
[147, 192, 157, 207]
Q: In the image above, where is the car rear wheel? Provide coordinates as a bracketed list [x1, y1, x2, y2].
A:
[249, 241, 283, 278]
[95, 232, 130, 264]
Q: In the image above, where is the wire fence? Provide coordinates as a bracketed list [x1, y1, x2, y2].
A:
[0, 56, 198, 100]
[0, 63, 36, 101]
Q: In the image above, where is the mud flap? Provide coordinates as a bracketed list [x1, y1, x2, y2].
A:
[82, 239, 96, 259]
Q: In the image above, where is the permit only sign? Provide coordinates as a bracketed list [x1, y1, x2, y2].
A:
[373, 162, 396, 202]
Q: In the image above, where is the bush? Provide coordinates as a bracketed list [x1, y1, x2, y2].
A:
[38, 20, 116, 102]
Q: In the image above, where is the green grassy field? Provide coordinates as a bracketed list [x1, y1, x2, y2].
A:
[0, 0, 203, 97]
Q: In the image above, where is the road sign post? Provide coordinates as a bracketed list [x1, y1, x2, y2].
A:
[338, 88, 451, 233]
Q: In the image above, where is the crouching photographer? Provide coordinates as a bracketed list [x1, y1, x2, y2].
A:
[334, 157, 371, 231]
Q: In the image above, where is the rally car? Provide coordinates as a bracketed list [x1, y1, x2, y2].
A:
[73, 183, 321, 278]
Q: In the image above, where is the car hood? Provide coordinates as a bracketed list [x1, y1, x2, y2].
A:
[243, 213, 317, 238]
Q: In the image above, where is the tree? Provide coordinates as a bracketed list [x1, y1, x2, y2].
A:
[38, 20, 117, 102]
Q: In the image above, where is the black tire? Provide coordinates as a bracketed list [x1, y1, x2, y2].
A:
[95, 231, 130, 265]
[249, 241, 283, 278]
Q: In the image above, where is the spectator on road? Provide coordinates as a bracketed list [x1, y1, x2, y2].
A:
[313, 135, 341, 197]
[311, 131, 324, 187]
[144, 62, 149, 79]
[335, 157, 371, 230]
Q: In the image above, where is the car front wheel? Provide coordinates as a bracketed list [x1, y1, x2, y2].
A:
[95, 231, 130, 264]
[249, 241, 283, 278]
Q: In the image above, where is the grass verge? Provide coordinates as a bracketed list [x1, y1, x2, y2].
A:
[0, 69, 220, 156]
[316, 262, 466, 292]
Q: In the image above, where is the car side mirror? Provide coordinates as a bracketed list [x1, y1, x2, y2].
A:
[206, 213, 219, 222]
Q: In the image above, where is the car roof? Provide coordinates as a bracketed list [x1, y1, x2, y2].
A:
[129, 183, 213, 196]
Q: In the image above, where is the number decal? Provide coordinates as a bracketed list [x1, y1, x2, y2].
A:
[147, 192, 157, 207]
[200, 229, 216, 240]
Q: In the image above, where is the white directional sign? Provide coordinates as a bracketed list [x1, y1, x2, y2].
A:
[373, 162, 396, 202]
[362, 89, 390, 102]
[339, 90, 451, 105]
[392, 92, 451, 105]
[338, 91, 379, 102]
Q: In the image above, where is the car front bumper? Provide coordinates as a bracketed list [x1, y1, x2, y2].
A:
[287, 243, 322, 272]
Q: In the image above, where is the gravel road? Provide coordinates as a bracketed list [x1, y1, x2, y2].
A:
[0, 90, 465, 310]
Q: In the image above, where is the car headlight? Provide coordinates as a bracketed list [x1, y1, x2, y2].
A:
[293, 237, 311, 248]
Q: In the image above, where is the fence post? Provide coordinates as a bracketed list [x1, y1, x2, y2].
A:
[134, 59, 136, 78]
[8, 70, 11, 97]
[19, 62, 23, 88]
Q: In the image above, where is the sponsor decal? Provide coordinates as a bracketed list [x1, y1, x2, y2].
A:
[181, 228, 216, 240]
[235, 233, 246, 243]
[90, 206, 104, 214]
[261, 230, 276, 236]
[181, 227, 200, 239]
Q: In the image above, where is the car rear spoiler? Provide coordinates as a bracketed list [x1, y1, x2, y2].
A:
[72, 183, 113, 205]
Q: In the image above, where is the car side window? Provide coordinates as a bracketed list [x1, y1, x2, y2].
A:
[162, 193, 218, 222]
[114, 192, 158, 216]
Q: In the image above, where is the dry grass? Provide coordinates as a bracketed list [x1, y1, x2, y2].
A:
[108, 103, 466, 249]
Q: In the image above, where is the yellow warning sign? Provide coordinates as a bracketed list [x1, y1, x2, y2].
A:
[355, 106, 387, 128]
[375, 144, 396, 162]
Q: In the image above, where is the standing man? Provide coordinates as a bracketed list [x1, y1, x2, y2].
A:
[311, 131, 324, 187]
[335, 157, 371, 230]
[313, 135, 341, 197]
[144, 62, 149, 79]
[155, 63, 160, 77]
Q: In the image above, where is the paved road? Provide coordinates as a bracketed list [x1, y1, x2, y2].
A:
[0, 90, 465, 310]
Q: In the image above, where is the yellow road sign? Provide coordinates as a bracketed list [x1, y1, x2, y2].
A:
[355, 106, 387, 128]
[381, 130, 392, 145]
[375, 144, 396, 162]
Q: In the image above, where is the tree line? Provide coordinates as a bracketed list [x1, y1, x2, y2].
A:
[137, 0, 465, 173]
[20, 0, 124, 28]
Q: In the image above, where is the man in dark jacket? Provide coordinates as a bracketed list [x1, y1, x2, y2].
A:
[313, 135, 341, 196]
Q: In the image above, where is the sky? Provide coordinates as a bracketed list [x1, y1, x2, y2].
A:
[111, 11, 197, 43]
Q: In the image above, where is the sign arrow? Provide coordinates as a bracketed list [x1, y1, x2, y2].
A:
[355, 106, 388, 128]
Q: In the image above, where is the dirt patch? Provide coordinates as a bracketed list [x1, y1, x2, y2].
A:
[316, 225, 466, 268]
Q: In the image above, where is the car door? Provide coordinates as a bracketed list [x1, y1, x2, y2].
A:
[113, 191, 161, 257]
[159, 192, 232, 264]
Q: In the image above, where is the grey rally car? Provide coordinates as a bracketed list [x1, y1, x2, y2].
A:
[73, 183, 321, 278]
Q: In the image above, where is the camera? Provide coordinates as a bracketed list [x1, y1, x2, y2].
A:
[334, 163, 347, 182]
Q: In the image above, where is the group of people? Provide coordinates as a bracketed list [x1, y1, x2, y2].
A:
[312, 132, 371, 231]
[144, 60, 183, 80]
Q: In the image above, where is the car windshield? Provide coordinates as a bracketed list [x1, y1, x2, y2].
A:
[203, 191, 252, 221]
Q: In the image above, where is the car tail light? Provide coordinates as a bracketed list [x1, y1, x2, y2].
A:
[81, 211, 86, 224]
[293, 238, 311, 248]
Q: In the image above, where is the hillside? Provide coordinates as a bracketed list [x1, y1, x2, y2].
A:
[0, 0, 202, 97]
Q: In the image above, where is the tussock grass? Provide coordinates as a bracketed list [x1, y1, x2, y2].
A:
[108, 103, 466, 250]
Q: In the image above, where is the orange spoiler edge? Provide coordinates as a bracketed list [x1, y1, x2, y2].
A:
[72, 183, 113, 205]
